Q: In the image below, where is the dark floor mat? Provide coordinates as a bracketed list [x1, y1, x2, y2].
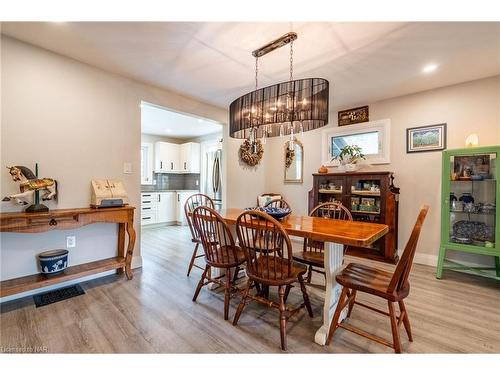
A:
[33, 284, 85, 307]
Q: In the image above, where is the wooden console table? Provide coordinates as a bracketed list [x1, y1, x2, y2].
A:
[0, 206, 136, 298]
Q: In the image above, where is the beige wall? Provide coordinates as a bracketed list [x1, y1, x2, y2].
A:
[263, 75, 500, 266]
[0, 36, 227, 299]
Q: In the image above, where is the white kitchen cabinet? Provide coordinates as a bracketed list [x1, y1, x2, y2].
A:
[154, 142, 180, 173]
[180, 142, 201, 173]
[141, 192, 158, 225]
[157, 192, 176, 223]
[176, 191, 196, 225]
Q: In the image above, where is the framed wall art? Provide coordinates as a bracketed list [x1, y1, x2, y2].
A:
[338, 106, 369, 126]
[406, 123, 447, 153]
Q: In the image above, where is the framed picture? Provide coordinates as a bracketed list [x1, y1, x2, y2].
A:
[406, 123, 447, 153]
[338, 106, 369, 126]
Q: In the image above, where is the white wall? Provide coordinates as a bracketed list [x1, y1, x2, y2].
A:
[0, 36, 227, 300]
[263, 75, 500, 266]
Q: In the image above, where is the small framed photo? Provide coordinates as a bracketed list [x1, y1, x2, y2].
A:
[406, 123, 447, 153]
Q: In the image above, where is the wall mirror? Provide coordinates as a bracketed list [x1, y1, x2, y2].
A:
[284, 138, 303, 183]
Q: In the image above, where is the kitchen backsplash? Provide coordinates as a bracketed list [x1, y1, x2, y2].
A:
[141, 173, 200, 191]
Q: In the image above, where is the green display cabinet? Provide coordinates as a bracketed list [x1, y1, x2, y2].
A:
[437, 146, 500, 280]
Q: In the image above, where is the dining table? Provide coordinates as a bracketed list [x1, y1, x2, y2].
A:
[216, 208, 389, 346]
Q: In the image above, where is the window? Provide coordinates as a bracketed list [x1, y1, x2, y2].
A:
[322, 119, 390, 165]
[141, 142, 153, 185]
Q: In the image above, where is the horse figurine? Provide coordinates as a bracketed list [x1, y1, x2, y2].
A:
[2, 166, 58, 205]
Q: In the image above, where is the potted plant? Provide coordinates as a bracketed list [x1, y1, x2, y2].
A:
[332, 145, 365, 171]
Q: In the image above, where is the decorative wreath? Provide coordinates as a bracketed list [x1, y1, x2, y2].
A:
[285, 148, 295, 169]
[239, 139, 264, 167]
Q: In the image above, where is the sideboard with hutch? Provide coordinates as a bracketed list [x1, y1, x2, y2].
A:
[308, 171, 400, 263]
[0, 206, 136, 298]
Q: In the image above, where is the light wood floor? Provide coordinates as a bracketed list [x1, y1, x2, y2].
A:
[1, 225, 499, 353]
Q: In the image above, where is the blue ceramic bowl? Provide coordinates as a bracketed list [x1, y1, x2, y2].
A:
[257, 207, 292, 220]
[38, 249, 69, 275]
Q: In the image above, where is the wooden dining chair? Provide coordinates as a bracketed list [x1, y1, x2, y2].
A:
[191, 206, 246, 320]
[293, 202, 353, 283]
[264, 198, 291, 210]
[326, 205, 429, 353]
[233, 210, 313, 351]
[257, 192, 282, 207]
[184, 193, 214, 276]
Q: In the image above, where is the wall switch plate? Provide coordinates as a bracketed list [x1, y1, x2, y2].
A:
[123, 162, 133, 174]
[196, 179, 199, 186]
[66, 236, 76, 248]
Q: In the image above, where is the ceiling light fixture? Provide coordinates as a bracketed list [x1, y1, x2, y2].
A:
[422, 64, 438, 73]
[229, 32, 329, 145]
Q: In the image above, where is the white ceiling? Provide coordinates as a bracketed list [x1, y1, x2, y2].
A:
[2, 22, 500, 111]
[141, 103, 222, 138]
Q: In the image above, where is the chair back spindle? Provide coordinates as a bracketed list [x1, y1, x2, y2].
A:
[264, 198, 291, 210]
[192, 206, 239, 268]
[236, 211, 293, 283]
[387, 205, 429, 294]
[185, 193, 215, 241]
[304, 202, 352, 254]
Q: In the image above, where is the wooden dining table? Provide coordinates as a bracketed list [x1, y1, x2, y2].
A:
[217, 208, 389, 345]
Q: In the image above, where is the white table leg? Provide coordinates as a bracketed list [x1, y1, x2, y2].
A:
[314, 241, 347, 345]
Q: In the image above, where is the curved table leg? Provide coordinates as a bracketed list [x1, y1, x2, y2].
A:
[314, 241, 348, 345]
[125, 219, 136, 280]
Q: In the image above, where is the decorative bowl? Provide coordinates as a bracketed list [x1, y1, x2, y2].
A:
[245, 207, 292, 220]
[471, 175, 484, 181]
[38, 249, 69, 275]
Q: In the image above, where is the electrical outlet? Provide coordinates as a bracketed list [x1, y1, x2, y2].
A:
[66, 236, 76, 248]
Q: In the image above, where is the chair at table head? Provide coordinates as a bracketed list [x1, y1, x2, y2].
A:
[191, 205, 241, 268]
[236, 210, 295, 285]
[264, 198, 291, 210]
[184, 193, 215, 242]
[257, 193, 283, 207]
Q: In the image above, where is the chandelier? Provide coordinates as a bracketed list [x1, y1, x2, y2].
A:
[229, 32, 329, 144]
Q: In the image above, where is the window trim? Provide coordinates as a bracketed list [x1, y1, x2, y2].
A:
[322, 118, 391, 166]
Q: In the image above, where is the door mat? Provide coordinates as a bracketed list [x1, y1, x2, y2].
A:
[33, 284, 85, 308]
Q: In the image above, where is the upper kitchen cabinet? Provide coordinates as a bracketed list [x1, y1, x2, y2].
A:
[154, 141, 200, 173]
[155, 142, 180, 172]
[180, 142, 201, 173]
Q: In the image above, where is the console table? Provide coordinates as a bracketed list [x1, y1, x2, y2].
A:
[0, 206, 136, 297]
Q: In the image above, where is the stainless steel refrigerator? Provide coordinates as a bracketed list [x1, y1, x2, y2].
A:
[205, 149, 222, 210]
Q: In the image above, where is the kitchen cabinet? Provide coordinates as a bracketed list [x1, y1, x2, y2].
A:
[180, 142, 201, 173]
[176, 191, 195, 225]
[141, 192, 176, 225]
[157, 192, 176, 223]
[154, 142, 180, 172]
[154, 141, 200, 174]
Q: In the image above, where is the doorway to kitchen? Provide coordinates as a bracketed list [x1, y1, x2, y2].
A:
[139, 101, 224, 265]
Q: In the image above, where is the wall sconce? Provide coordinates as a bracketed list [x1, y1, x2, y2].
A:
[465, 134, 479, 147]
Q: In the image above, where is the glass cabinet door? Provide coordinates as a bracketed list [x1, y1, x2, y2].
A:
[448, 152, 496, 247]
[349, 176, 382, 223]
[317, 176, 345, 206]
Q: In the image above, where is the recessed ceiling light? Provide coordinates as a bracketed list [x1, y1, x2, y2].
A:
[164, 129, 173, 133]
[197, 119, 203, 123]
[422, 64, 438, 73]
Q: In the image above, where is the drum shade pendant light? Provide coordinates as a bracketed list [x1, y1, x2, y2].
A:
[229, 32, 329, 145]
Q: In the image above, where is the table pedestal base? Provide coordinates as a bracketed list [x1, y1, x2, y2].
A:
[314, 241, 347, 345]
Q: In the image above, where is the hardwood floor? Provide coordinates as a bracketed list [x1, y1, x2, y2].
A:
[1, 225, 499, 353]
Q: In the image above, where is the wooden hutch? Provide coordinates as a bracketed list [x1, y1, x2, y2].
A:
[308, 171, 400, 263]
